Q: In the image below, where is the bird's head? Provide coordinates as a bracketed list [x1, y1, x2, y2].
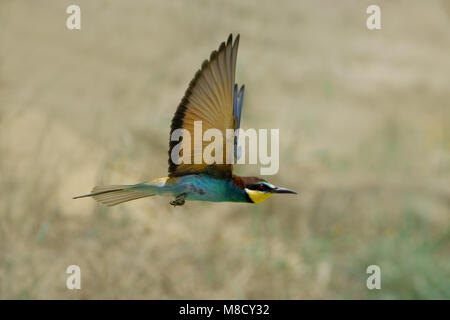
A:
[243, 178, 297, 203]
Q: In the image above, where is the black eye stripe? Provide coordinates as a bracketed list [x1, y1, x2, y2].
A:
[248, 183, 269, 191]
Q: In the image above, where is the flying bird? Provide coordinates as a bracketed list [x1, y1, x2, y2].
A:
[74, 34, 296, 206]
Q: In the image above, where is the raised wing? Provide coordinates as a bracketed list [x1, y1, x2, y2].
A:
[168, 34, 243, 178]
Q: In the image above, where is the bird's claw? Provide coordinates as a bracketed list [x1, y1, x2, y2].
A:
[170, 194, 186, 206]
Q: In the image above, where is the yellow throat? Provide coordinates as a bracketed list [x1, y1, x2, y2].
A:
[245, 188, 273, 203]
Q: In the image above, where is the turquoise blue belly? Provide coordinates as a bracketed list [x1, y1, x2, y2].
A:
[165, 174, 248, 203]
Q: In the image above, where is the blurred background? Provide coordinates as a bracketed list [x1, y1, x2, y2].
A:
[0, 0, 449, 299]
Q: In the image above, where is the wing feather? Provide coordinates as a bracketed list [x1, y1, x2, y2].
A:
[168, 34, 241, 177]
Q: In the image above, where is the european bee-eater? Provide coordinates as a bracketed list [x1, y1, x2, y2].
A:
[74, 34, 296, 206]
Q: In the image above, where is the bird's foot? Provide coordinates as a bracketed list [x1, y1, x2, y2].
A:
[170, 194, 186, 207]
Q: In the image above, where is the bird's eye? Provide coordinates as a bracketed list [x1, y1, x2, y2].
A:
[259, 184, 264, 191]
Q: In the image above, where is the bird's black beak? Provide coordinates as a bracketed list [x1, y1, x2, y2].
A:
[271, 186, 297, 194]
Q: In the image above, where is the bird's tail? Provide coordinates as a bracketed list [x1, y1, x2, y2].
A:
[73, 184, 156, 207]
